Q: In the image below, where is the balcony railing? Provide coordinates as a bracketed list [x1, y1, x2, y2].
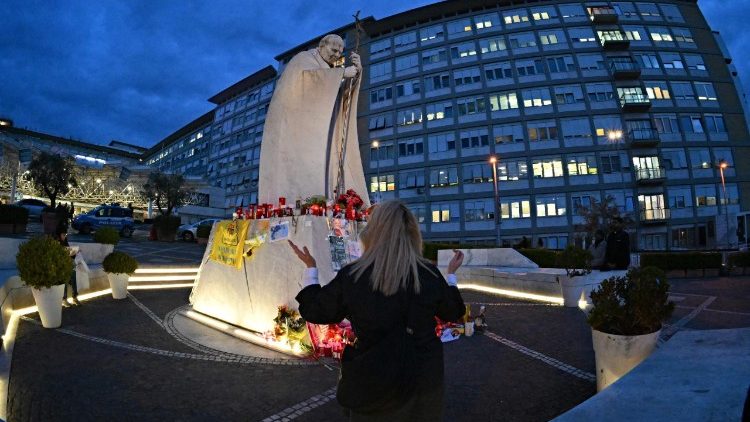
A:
[609, 60, 641, 79]
[588, 8, 619, 24]
[628, 128, 660, 147]
[619, 93, 652, 111]
[635, 167, 666, 183]
[640, 208, 671, 223]
[599, 33, 630, 50]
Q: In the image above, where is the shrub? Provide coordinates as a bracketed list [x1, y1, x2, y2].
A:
[16, 236, 72, 289]
[102, 251, 139, 274]
[93, 227, 120, 245]
[641, 252, 722, 274]
[728, 252, 750, 268]
[588, 267, 675, 336]
[196, 224, 212, 239]
[0, 205, 29, 224]
[558, 245, 592, 277]
[518, 248, 560, 268]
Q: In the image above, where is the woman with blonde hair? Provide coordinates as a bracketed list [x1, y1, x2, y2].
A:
[289, 199, 465, 421]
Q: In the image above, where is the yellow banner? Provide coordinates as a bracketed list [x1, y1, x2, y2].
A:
[209, 220, 250, 269]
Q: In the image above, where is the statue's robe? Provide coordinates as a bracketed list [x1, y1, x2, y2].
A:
[258, 49, 369, 206]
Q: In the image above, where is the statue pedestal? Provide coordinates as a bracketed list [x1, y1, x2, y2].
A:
[189, 215, 354, 336]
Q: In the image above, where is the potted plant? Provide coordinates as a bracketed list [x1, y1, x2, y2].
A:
[556, 245, 592, 307]
[141, 171, 189, 241]
[93, 226, 120, 245]
[102, 251, 138, 299]
[587, 267, 675, 391]
[16, 236, 73, 328]
[0, 204, 29, 234]
[24, 152, 78, 235]
[196, 224, 212, 245]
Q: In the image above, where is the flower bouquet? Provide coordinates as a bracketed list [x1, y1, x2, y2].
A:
[336, 189, 365, 221]
[272, 305, 313, 354]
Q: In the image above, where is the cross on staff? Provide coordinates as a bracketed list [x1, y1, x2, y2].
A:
[334, 11, 364, 200]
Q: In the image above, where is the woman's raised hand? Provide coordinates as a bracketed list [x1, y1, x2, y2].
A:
[288, 240, 317, 268]
[447, 249, 464, 274]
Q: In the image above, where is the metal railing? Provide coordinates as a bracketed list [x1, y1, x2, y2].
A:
[609, 60, 640, 73]
[635, 167, 666, 181]
[628, 128, 660, 142]
[640, 208, 671, 221]
[619, 93, 651, 106]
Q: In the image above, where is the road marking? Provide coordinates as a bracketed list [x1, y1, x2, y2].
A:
[18, 316, 314, 367]
[675, 305, 750, 317]
[259, 387, 337, 422]
[484, 331, 595, 383]
[127, 293, 165, 328]
[659, 296, 716, 345]
[465, 302, 559, 307]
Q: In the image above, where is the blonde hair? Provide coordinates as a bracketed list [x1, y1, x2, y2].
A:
[350, 200, 432, 296]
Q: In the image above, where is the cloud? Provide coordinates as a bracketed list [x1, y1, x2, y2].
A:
[1, 0, 747, 148]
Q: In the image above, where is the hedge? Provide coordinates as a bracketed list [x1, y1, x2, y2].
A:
[640, 252, 722, 274]
[728, 252, 750, 269]
[517, 249, 561, 268]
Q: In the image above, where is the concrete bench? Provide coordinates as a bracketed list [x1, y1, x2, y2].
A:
[435, 248, 626, 306]
[553, 327, 750, 421]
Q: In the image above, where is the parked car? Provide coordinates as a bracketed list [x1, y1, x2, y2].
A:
[72, 204, 135, 237]
[178, 219, 220, 242]
[16, 198, 48, 221]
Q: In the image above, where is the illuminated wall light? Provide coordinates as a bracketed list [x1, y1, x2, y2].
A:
[134, 268, 200, 274]
[458, 283, 564, 305]
[128, 283, 195, 290]
[128, 275, 197, 282]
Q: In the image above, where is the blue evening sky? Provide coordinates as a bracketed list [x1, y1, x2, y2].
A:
[1, 0, 747, 148]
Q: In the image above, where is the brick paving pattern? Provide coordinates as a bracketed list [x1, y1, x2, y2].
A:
[7, 276, 750, 421]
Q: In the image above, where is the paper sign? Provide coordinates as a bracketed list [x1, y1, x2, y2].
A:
[269, 221, 290, 242]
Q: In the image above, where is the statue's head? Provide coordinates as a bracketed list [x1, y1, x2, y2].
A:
[318, 34, 344, 66]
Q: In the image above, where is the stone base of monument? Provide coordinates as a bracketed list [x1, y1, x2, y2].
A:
[188, 215, 361, 357]
[170, 306, 305, 359]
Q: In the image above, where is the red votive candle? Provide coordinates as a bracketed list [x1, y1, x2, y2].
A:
[278, 197, 286, 207]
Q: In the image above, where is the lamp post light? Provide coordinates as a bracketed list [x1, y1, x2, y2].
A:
[489, 155, 501, 247]
[372, 140, 380, 203]
[718, 160, 732, 249]
[607, 129, 628, 213]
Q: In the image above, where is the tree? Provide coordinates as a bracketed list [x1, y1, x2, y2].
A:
[24, 152, 77, 209]
[141, 172, 188, 216]
[576, 195, 633, 236]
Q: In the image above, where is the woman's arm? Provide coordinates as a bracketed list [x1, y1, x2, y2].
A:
[295, 268, 347, 324]
[436, 250, 466, 322]
[289, 240, 346, 324]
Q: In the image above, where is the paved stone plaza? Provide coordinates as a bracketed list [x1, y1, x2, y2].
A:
[6, 266, 750, 421]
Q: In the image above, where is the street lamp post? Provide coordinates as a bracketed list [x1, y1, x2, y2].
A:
[608, 129, 627, 213]
[489, 156, 501, 247]
[372, 140, 380, 203]
[719, 160, 732, 249]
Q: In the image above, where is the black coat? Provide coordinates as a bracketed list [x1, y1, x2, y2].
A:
[605, 230, 631, 269]
[295, 261, 465, 421]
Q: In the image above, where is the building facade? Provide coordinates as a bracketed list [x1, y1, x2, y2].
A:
[12, 0, 748, 250]
[353, 0, 750, 250]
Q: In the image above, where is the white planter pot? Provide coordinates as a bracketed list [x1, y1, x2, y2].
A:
[108, 273, 130, 299]
[558, 276, 585, 308]
[31, 284, 65, 328]
[592, 328, 661, 391]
